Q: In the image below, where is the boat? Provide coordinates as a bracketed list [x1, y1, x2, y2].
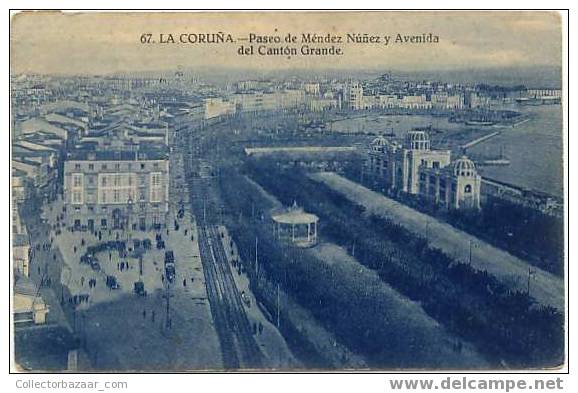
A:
[465, 120, 494, 126]
[515, 96, 561, 105]
[478, 158, 510, 166]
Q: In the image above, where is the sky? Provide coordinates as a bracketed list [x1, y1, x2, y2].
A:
[10, 11, 563, 75]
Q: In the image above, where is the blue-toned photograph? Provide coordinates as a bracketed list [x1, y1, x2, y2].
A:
[10, 11, 565, 372]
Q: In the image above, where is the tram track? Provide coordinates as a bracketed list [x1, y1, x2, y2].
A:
[187, 167, 262, 369]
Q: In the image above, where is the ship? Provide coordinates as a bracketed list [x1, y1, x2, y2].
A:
[515, 96, 561, 105]
[465, 120, 494, 126]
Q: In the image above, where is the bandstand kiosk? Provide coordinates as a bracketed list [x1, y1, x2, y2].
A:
[271, 202, 319, 248]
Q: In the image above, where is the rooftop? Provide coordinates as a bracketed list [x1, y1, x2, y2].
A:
[66, 143, 168, 162]
[272, 202, 319, 225]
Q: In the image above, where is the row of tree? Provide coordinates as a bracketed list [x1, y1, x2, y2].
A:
[347, 166, 564, 277]
[235, 159, 564, 368]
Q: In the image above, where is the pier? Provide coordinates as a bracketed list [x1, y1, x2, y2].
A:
[461, 131, 501, 150]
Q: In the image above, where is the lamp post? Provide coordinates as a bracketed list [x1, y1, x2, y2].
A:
[468, 239, 478, 265]
[127, 196, 133, 240]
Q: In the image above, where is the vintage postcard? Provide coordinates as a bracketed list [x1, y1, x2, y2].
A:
[10, 11, 566, 372]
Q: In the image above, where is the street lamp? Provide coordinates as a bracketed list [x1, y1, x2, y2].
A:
[468, 239, 478, 265]
[127, 196, 133, 239]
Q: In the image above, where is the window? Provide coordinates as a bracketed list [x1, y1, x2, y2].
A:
[464, 184, 472, 194]
[75, 163, 81, 170]
[88, 164, 94, 170]
[151, 173, 162, 186]
[102, 164, 108, 170]
[140, 163, 145, 170]
[433, 161, 440, 169]
[150, 189, 160, 203]
[150, 172, 163, 202]
[72, 173, 83, 187]
[115, 163, 120, 170]
[72, 190, 83, 204]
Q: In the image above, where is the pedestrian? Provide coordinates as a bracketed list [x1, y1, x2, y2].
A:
[143, 309, 146, 319]
[152, 311, 155, 322]
[184, 229, 188, 236]
[183, 279, 187, 287]
[81, 276, 85, 286]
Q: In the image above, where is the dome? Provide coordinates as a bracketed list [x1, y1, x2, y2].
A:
[406, 130, 429, 142]
[370, 136, 388, 146]
[405, 130, 430, 150]
[453, 156, 477, 177]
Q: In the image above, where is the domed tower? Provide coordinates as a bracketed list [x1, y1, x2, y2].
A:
[453, 156, 477, 177]
[452, 156, 481, 210]
[370, 136, 389, 153]
[405, 130, 430, 151]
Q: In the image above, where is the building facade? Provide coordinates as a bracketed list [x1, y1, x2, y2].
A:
[419, 156, 482, 210]
[344, 82, 364, 110]
[63, 147, 169, 231]
[367, 131, 481, 210]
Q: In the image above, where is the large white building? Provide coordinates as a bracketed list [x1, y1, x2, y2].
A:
[63, 144, 169, 231]
[230, 90, 305, 113]
[204, 97, 236, 119]
[367, 130, 481, 210]
[344, 82, 364, 110]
